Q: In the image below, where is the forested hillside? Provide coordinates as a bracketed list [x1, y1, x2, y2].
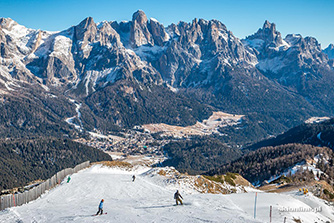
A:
[0, 137, 112, 191]
[247, 118, 334, 151]
[207, 144, 334, 185]
[162, 136, 242, 174]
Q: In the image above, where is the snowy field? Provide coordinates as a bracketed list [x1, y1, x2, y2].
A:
[0, 165, 333, 223]
[305, 117, 330, 124]
[142, 111, 244, 137]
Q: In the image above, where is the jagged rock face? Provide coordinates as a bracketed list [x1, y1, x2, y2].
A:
[323, 44, 334, 60]
[75, 17, 97, 43]
[284, 34, 329, 73]
[24, 28, 77, 85]
[111, 10, 169, 48]
[128, 10, 170, 48]
[243, 20, 290, 65]
[0, 15, 162, 94]
[96, 22, 120, 46]
[0, 13, 332, 95]
[134, 18, 258, 88]
[244, 21, 330, 68]
[246, 20, 285, 52]
[243, 21, 333, 94]
[0, 18, 42, 83]
[130, 10, 154, 47]
[0, 11, 334, 134]
[149, 18, 169, 46]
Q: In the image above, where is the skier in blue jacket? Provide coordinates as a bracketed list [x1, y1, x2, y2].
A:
[96, 199, 104, 215]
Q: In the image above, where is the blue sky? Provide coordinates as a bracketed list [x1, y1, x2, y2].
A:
[0, 0, 333, 48]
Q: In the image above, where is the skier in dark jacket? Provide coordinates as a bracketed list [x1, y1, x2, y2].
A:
[96, 199, 104, 215]
[174, 190, 183, 205]
[132, 175, 136, 182]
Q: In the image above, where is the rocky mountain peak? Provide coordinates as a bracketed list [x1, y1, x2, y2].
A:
[1, 12, 334, 144]
[285, 34, 322, 52]
[149, 18, 169, 46]
[284, 34, 302, 45]
[132, 10, 148, 25]
[262, 20, 275, 30]
[323, 43, 334, 60]
[304, 36, 322, 51]
[130, 10, 153, 47]
[327, 43, 334, 50]
[208, 19, 227, 30]
[0, 17, 17, 30]
[96, 21, 121, 46]
[78, 17, 95, 29]
[75, 17, 97, 42]
[245, 20, 284, 50]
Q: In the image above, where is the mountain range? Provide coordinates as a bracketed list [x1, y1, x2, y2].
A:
[0, 10, 334, 144]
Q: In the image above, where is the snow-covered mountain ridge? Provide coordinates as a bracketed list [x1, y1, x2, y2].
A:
[0, 162, 333, 223]
[1, 13, 333, 94]
[1, 10, 334, 165]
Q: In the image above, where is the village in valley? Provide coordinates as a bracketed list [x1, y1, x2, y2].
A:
[73, 112, 244, 161]
[74, 128, 168, 160]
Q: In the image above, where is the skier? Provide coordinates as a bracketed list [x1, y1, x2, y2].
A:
[132, 175, 136, 182]
[96, 199, 104, 215]
[174, 190, 183, 205]
[67, 176, 71, 183]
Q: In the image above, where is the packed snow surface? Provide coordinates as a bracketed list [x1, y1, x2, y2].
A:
[0, 165, 333, 223]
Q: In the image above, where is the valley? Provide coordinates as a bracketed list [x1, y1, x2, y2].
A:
[0, 7, 334, 222]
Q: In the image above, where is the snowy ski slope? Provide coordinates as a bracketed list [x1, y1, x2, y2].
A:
[0, 164, 333, 223]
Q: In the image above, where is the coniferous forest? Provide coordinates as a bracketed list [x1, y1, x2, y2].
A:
[207, 144, 334, 185]
[0, 137, 111, 191]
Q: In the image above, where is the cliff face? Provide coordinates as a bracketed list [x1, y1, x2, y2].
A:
[0, 11, 333, 139]
[323, 44, 334, 60]
[1, 13, 332, 97]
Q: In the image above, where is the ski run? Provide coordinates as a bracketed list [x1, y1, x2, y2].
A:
[0, 163, 334, 223]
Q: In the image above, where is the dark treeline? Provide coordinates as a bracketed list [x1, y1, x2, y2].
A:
[0, 87, 80, 138]
[162, 136, 242, 175]
[0, 137, 112, 191]
[207, 144, 334, 184]
[246, 118, 334, 151]
[85, 80, 213, 130]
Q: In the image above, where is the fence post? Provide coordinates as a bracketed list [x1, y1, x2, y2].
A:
[30, 189, 34, 202]
[270, 205, 272, 223]
[16, 194, 20, 206]
[35, 187, 37, 200]
[24, 191, 28, 205]
[31, 188, 35, 201]
[7, 195, 10, 209]
[13, 194, 19, 207]
[6, 194, 11, 209]
[37, 185, 40, 198]
[254, 192, 257, 219]
[17, 193, 21, 206]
